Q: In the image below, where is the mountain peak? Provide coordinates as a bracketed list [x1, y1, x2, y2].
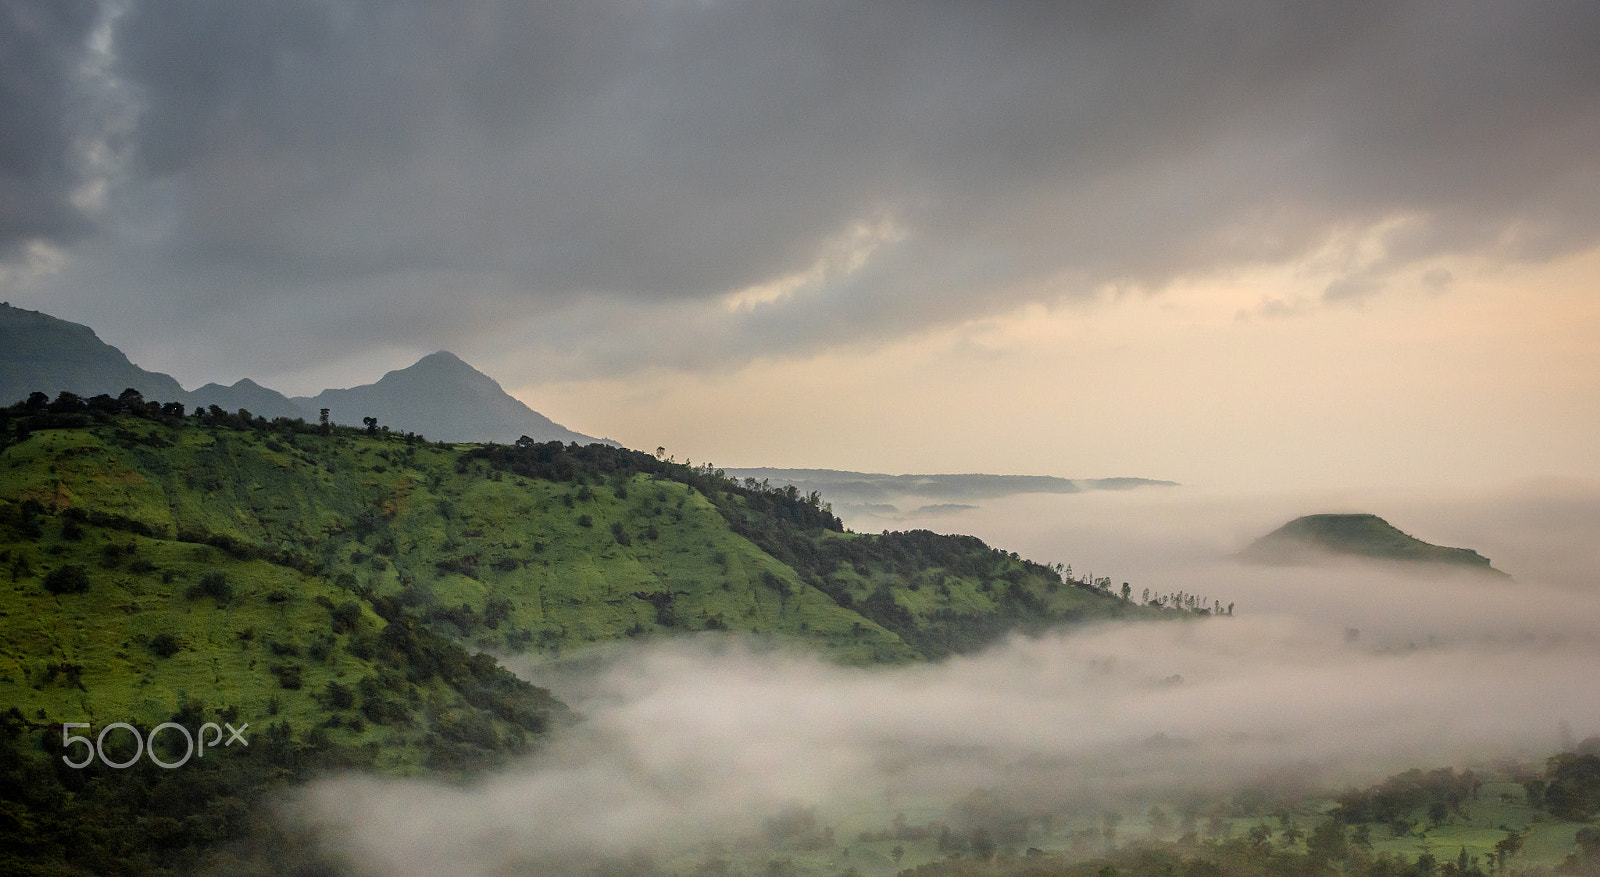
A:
[415, 350, 467, 366]
[191, 376, 306, 420]
[379, 351, 496, 388]
[0, 304, 609, 446]
[308, 352, 607, 445]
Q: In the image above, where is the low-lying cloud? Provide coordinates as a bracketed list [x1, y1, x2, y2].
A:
[292, 484, 1600, 877]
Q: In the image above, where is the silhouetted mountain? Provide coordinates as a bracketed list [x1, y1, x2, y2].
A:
[1240, 513, 1506, 575]
[297, 351, 609, 444]
[191, 377, 309, 420]
[0, 304, 609, 445]
[0, 302, 188, 405]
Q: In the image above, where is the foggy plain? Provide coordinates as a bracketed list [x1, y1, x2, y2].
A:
[295, 481, 1600, 877]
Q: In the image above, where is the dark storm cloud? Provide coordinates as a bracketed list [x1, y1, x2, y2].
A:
[0, 0, 101, 251]
[7, 0, 1600, 379]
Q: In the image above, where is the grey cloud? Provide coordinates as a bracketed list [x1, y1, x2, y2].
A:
[0, 0, 101, 251]
[7, 1, 1600, 380]
[1323, 272, 1383, 304]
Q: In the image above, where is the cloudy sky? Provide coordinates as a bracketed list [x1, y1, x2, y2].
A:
[4, 0, 1600, 489]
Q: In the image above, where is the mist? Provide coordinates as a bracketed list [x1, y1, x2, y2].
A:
[291, 482, 1600, 876]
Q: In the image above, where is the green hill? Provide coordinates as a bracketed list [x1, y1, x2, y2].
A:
[0, 396, 1174, 874]
[1240, 513, 1505, 574]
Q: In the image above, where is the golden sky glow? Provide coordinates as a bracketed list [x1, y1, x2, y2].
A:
[524, 245, 1600, 491]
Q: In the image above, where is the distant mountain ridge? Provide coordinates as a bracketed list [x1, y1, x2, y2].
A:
[191, 377, 308, 421]
[721, 467, 1179, 520]
[0, 301, 188, 403]
[1240, 513, 1506, 575]
[0, 302, 607, 444]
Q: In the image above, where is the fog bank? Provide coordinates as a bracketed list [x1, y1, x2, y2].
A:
[295, 483, 1600, 876]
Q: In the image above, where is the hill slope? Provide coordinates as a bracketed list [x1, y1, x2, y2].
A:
[1240, 513, 1505, 574]
[0, 400, 1190, 873]
[0, 415, 571, 873]
[1, 403, 1162, 668]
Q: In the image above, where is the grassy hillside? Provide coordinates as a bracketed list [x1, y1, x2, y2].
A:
[0, 396, 1173, 873]
[1, 398, 1162, 671]
[0, 409, 576, 874]
[1240, 513, 1505, 574]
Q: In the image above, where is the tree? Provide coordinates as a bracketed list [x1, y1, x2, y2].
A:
[1248, 824, 1273, 849]
[1306, 818, 1349, 865]
[1428, 800, 1449, 825]
[1558, 825, 1600, 876]
[148, 633, 182, 658]
[1351, 823, 1373, 850]
[363, 416, 379, 435]
[1494, 828, 1524, 873]
[186, 571, 233, 606]
[1544, 753, 1600, 820]
[48, 391, 84, 413]
[43, 564, 91, 594]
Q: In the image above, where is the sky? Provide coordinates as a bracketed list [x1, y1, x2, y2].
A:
[4, 1, 1600, 490]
